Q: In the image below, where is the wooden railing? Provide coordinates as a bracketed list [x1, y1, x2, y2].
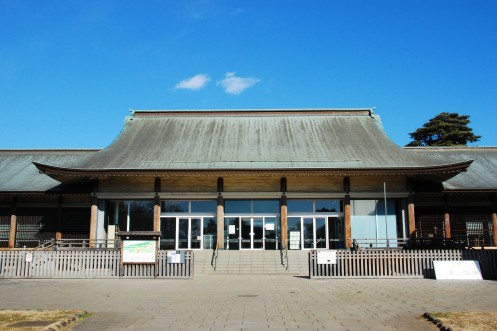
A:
[0, 250, 194, 279]
[309, 249, 497, 279]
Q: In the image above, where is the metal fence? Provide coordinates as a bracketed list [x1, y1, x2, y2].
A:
[309, 249, 497, 279]
[0, 250, 194, 279]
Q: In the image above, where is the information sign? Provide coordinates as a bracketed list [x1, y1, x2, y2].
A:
[433, 260, 483, 280]
[317, 250, 337, 264]
[122, 240, 157, 263]
[167, 250, 186, 264]
[289, 231, 300, 249]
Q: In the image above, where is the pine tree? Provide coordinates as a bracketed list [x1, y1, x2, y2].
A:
[406, 112, 481, 147]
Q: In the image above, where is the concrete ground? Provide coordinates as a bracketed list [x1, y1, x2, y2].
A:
[1, 275, 496, 331]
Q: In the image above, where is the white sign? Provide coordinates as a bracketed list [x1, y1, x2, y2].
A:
[289, 231, 300, 250]
[25, 252, 33, 263]
[265, 223, 275, 231]
[433, 260, 483, 280]
[317, 250, 337, 264]
[229, 225, 236, 234]
[122, 240, 157, 263]
[167, 250, 185, 263]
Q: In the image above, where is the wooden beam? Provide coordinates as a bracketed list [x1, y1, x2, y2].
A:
[8, 197, 17, 249]
[56, 195, 63, 240]
[153, 194, 161, 232]
[280, 177, 287, 193]
[492, 194, 497, 247]
[344, 194, 351, 248]
[343, 177, 350, 194]
[217, 177, 224, 193]
[154, 177, 161, 193]
[216, 195, 224, 249]
[443, 195, 451, 239]
[280, 195, 288, 249]
[408, 193, 416, 239]
[89, 196, 98, 248]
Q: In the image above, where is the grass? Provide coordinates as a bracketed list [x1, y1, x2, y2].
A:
[0, 310, 89, 331]
[429, 312, 497, 331]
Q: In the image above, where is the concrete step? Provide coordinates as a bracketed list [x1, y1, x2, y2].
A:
[194, 250, 310, 275]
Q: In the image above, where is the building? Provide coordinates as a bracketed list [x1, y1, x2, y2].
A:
[1, 109, 496, 250]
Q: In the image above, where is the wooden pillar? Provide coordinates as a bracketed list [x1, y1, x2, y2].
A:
[56, 195, 63, 240]
[408, 193, 416, 239]
[89, 195, 98, 248]
[153, 194, 161, 232]
[344, 195, 351, 248]
[492, 194, 497, 247]
[280, 195, 288, 250]
[217, 195, 224, 249]
[8, 196, 17, 249]
[280, 177, 288, 250]
[443, 194, 451, 239]
[343, 177, 352, 248]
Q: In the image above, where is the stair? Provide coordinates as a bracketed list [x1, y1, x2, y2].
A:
[193, 249, 309, 275]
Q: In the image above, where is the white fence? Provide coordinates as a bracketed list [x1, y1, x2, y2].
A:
[309, 249, 497, 279]
[0, 250, 194, 279]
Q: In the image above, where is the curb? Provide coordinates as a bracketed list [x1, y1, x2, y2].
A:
[423, 312, 453, 331]
[42, 311, 89, 331]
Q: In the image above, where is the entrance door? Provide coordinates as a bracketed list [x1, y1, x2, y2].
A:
[177, 218, 202, 249]
[240, 217, 264, 250]
[302, 217, 328, 249]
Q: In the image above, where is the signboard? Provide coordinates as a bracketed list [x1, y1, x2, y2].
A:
[122, 240, 157, 263]
[25, 252, 33, 263]
[433, 260, 483, 280]
[317, 250, 337, 264]
[265, 223, 275, 231]
[167, 250, 186, 264]
[229, 225, 236, 235]
[289, 231, 300, 250]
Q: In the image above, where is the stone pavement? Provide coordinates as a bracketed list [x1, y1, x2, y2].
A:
[1, 275, 496, 330]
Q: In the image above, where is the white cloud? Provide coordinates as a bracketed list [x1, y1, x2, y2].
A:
[217, 72, 260, 95]
[174, 74, 210, 90]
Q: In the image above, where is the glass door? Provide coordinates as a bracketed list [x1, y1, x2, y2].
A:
[240, 217, 264, 250]
[297, 217, 329, 250]
[226, 217, 239, 250]
[240, 217, 252, 249]
[174, 217, 203, 250]
[264, 217, 278, 250]
[253, 218, 264, 249]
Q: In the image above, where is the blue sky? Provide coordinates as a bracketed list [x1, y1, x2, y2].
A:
[1, 0, 496, 149]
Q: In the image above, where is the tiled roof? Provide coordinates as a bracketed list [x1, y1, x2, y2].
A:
[406, 147, 497, 191]
[33, 109, 472, 177]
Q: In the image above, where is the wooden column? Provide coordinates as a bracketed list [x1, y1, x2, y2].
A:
[443, 195, 451, 239]
[344, 195, 351, 248]
[280, 177, 288, 249]
[56, 195, 63, 240]
[89, 195, 98, 248]
[280, 195, 288, 250]
[8, 196, 17, 249]
[217, 195, 224, 249]
[343, 177, 352, 248]
[408, 193, 416, 239]
[153, 194, 161, 232]
[492, 194, 497, 247]
[216, 178, 224, 249]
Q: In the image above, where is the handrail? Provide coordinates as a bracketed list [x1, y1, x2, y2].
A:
[211, 245, 219, 270]
[351, 237, 481, 250]
[50, 238, 122, 250]
[32, 239, 56, 251]
[280, 239, 289, 271]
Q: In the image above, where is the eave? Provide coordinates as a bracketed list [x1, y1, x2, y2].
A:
[33, 160, 472, 182]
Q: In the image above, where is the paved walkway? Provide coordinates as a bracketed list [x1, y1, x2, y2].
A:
[1, 275, 497, 330]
